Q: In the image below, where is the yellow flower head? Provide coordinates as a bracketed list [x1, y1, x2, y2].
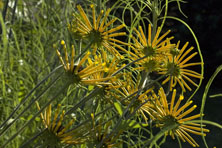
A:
[129, 24, 175, 72]
[55, 40, 117, 86]
[159, 41, 203, 92]
[35, 102, 87, 145]
[151, 88, 209, 147]
[111, 75, 154, 122]
[85, 49, 123, 86]
[70, 4, 128, 58]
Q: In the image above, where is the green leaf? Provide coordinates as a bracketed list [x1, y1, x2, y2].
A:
[27, 115, 33, 121]
[128, 120, 148, 128]
[35, 117, 40, 122]
[88, 85, 94, 91]
[114, 101, 123, 116]
[20, 117, 26, 121]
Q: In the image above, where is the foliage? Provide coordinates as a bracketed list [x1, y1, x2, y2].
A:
[0, 0, 221, 148]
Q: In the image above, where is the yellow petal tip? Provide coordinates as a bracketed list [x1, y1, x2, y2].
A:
[179, 95, 184, 100]
[61, 40, 65, 45]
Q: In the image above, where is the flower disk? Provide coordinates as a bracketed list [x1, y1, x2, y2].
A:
[70, 4, 128, 58]
[150, 88, 209, 147]
[55, 40, 118, 86]
[159, 41, 203, 92]
[129, 24, 175, 72]
[35, 102, 87, 145]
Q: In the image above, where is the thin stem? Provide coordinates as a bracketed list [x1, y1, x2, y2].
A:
[7, 0, 18, 64]
[0, 65, 62, 131]
[151, 0, 158, 40]
[163, 16, 204, 102]
[74, 40, 94, 63]
[123, 72, 149, 120]
[142, 123, 178, 148]
[65, 87, 101, 115]
[112, 55, 147, 76]
[159, 0, 168, 33]
[65, 105, 113, 133]
[96, 0, 101, 14]
[0, 71, 63, 137]
[96, 74, 166, 148]
[2, 0, 9, 21]
[200, 64, 222, 148]
[0, 0, 9, 37]
[20, 128, 47, 148]
[126, 75, 166, 120]
[1, 82, 70, 147]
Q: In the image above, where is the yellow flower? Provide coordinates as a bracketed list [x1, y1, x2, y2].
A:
[35, 102, 87, 145]
[159, 41, 203, 92]
[55, 40, 116, 86]
[86, 49, 123, 86]
[151, 88, 209, 147]
[111, 75, 154, 122]
[70, 4, 128, 58]
[129, 24, 175, 72]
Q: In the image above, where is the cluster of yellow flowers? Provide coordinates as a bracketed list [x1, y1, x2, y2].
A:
[39, 4, 206, 147]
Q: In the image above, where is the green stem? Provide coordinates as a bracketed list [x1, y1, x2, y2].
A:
[164, 16, 204, 102]
[209, 94, 222, 98]
[0, 65, 62, 129]
[200, 64, 222, 148]
[66, 105, 113, 133]
[112, 55, 147, 76]
[200, 65, 222, 115]
[96, 74, 166, 148]
[159, 0, 168, 33]
[183, 120, 222, 129]
[96, 0, 101, 14]
[20, 128, 47, 148]
[152, 0, 158, 40]
[0, 71, 63, 137]
[142, 123, 178, 148]
[1, 82, 70, 148]
[65, 87, 102, 115]
[74, 40, 94, 63]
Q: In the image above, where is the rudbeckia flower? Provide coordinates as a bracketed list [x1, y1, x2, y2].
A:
[151, 88, 209, 147]
[35, 102, 87, 146]
[55, 40, 116, 86]
[70, 4, 128, 58]
[129, 24, 175, 72]
[158, 41, 203, 92]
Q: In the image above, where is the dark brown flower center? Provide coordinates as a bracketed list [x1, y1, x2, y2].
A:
[167, 62, 180, 77]
[143, 59, 157, 72]
[142, 46, 156, 57]
[87, 29, 103, 47]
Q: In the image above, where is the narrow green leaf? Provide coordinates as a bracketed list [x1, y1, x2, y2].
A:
[128, 120, 148, 128]
[27, 115, 33, 121]
[114, 101, 123, 116]
[35, 117, 40, 122]
[88, 85, 94, 91]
